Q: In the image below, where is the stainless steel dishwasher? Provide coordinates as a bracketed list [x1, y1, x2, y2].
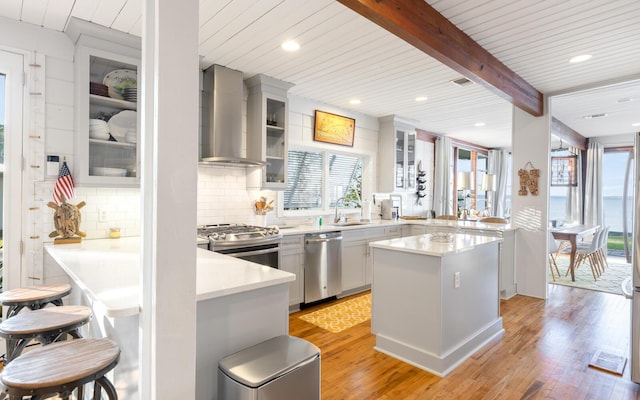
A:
[304, 231, 342, 303]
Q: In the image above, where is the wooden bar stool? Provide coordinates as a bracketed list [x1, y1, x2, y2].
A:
[0, 284, 72, 319]
[0, 338, 120, 400]
[0, 305, 91, 363]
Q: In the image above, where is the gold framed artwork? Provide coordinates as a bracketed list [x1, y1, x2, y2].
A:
[313, 110, 355, 147]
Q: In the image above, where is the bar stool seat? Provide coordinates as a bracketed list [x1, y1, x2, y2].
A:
[0, 305, 91, 363]
[0, 338, 120, 400]
[0, 284, 72, 318]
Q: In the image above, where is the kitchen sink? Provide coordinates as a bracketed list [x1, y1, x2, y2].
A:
[331, 221, 371, 227]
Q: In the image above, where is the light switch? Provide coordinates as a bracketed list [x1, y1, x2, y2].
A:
[46, 155, 59, 177]
[454, 272, 460, 288]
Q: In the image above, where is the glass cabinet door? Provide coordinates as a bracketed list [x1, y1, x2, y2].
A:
[395, 130, 404, 189]
[407, 133, 415, 190]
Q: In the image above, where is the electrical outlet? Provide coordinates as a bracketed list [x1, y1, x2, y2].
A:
[454, 272, 460, 288]
[98, 208, 108, 222]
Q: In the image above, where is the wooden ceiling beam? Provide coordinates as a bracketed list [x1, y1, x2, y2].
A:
[551, 117, 587, 150]
[336, 0, 544, 116]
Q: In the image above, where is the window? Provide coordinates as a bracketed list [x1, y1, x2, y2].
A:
[284, 150, 363, 212]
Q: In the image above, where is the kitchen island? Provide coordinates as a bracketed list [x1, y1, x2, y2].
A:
[369, 233, 503, 377]
[44, 237, 294, 400]
[279, 218, 517, 300]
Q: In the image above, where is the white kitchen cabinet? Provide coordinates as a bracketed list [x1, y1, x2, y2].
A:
[74, 35, 141, 187]
[280, 235, 304, 308]
[378, 115, 418, 193]
[458, 227, 516, 300]
[341, 232, 368, 293]
[246, 74, 294, 190]
[405, 224, 427, 237]
[340, 226, 391, 296]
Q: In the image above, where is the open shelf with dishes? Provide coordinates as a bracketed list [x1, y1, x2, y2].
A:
[246, 74, 294, 190]
[74, 34, 140, 187]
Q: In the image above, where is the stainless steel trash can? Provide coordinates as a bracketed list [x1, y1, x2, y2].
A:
[218, 335, 320, 400]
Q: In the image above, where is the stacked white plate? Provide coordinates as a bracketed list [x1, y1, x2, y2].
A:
[89, 119, 110, 140]
[92, 167, 127, 177]
[124, 128, 137, 144]
[108, 110, 137, 142]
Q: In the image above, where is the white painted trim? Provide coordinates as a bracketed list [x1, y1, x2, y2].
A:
[141, 0, 199, 398]
[0, 48, 25, 293]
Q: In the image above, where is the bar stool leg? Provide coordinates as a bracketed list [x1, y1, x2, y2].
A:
[95, 376, 118, 399]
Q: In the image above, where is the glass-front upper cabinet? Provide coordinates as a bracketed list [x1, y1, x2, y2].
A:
[394, 130, 415, 190]
[246, 74, 294, 190]
[74, 35, 140, 187]
[379, 115, 417, 192]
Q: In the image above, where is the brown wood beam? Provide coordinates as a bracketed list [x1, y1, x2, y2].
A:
[336, 0, 544, 116]
[551, 117, 587, 150]
[415, 128, 437, 142]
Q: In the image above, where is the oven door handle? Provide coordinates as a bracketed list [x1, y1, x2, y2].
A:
[225, 247, 280, 258]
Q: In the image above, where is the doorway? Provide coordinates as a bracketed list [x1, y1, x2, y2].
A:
[0, 49, 25, 293]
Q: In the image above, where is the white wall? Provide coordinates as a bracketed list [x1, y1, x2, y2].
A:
[197, 94, 382, 225]
[511, 104, 551, 299]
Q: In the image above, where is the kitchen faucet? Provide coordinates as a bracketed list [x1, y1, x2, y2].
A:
[334, 197, 345, 223]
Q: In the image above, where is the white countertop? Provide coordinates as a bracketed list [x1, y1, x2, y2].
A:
[369, 233, 502, 257]
[276, 218, 514, 236]
[44, 237, 294, 318]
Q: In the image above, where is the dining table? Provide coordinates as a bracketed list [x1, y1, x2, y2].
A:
[551, 224, 600, 281]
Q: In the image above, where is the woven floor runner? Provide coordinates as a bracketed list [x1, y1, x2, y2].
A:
[299, 293, 371, 333]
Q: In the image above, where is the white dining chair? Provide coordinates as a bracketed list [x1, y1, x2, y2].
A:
[571, 229, 602, 281]
[548, 232, 561, 281]
[596, 226, 610, 273]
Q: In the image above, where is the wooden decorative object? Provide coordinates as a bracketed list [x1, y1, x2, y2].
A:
[518, 162, 540, 196]
[47, 194, 87, 244]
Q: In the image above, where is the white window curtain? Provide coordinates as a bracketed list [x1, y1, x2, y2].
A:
[433, 136, 453, 215]
[488, 150, 509, 217]
[584, 142, 604, 226]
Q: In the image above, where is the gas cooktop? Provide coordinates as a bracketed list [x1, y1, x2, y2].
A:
[197, 224, 280, 242]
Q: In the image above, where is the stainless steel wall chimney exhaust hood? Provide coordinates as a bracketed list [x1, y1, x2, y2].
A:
[201, 64, 266, 166]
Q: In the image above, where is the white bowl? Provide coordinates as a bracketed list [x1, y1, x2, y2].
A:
[92, 167, 127, 177]
[89, 119, 107, 127]
[89, 130, 110, 140]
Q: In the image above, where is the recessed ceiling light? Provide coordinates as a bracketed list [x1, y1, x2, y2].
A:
[618, 97, 633, 104]
[415, 96, 428, 102]
[281, 40, 300, 52]
[349, 99, 361, 105]
[632, 122, 640, 127]
[569, 54, 592, 63]
[474, 122, 485, 127]
[583, 113, 608, 119]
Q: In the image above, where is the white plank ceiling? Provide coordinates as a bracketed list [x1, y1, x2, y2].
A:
[1, 0, 639, 148]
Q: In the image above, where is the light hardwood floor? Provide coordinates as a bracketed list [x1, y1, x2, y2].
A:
[289, 285, 640, 399]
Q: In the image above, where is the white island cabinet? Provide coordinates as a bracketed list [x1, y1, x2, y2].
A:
[369, 233, 504, 377]
[43, 238, 294, 400]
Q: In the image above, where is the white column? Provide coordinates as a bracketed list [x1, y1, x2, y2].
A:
[511, 102, 551, 299]
[140, 0, 199, 398]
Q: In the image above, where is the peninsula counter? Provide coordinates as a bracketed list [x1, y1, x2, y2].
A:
[44, 237, 294, 400]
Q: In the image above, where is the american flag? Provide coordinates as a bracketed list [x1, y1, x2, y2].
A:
[53, 160, 75, 204]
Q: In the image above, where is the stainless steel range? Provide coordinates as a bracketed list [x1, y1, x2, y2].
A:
[197, 224, 282, 268]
